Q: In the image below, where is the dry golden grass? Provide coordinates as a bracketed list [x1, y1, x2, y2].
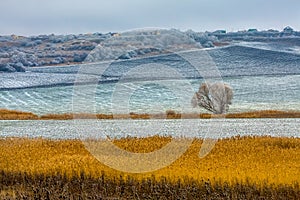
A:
[225, 110, 300, 118]
[39, 113, 74, 120]
[0, 136, 299, 187]
[113, 135, 172, 153]
[0, 109, 38, 120]
[1, 109, 300, 120]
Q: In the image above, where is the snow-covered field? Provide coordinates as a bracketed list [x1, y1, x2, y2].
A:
[1, 118, 299, 139]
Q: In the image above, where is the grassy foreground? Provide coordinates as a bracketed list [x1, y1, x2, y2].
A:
[1, 108, 300, 120]
[0, 136, 300, 199]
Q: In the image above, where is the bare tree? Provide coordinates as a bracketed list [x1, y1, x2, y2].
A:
[191, 82, 233, 114]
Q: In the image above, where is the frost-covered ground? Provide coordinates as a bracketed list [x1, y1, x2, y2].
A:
[0, 118, 299, 139]
[0, 28, 299, 115]
[1, 27, 300, 72]
[0, 42, 299, 114]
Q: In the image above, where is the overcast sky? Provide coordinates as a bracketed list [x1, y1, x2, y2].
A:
[1, 0, 300, 36]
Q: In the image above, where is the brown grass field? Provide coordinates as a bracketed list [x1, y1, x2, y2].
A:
[1, 108, 300, 120]
[0, 109, 39, 120]
[0, 136, 299, 199]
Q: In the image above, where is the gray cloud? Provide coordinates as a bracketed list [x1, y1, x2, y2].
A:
[0, 0, 299, 36]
